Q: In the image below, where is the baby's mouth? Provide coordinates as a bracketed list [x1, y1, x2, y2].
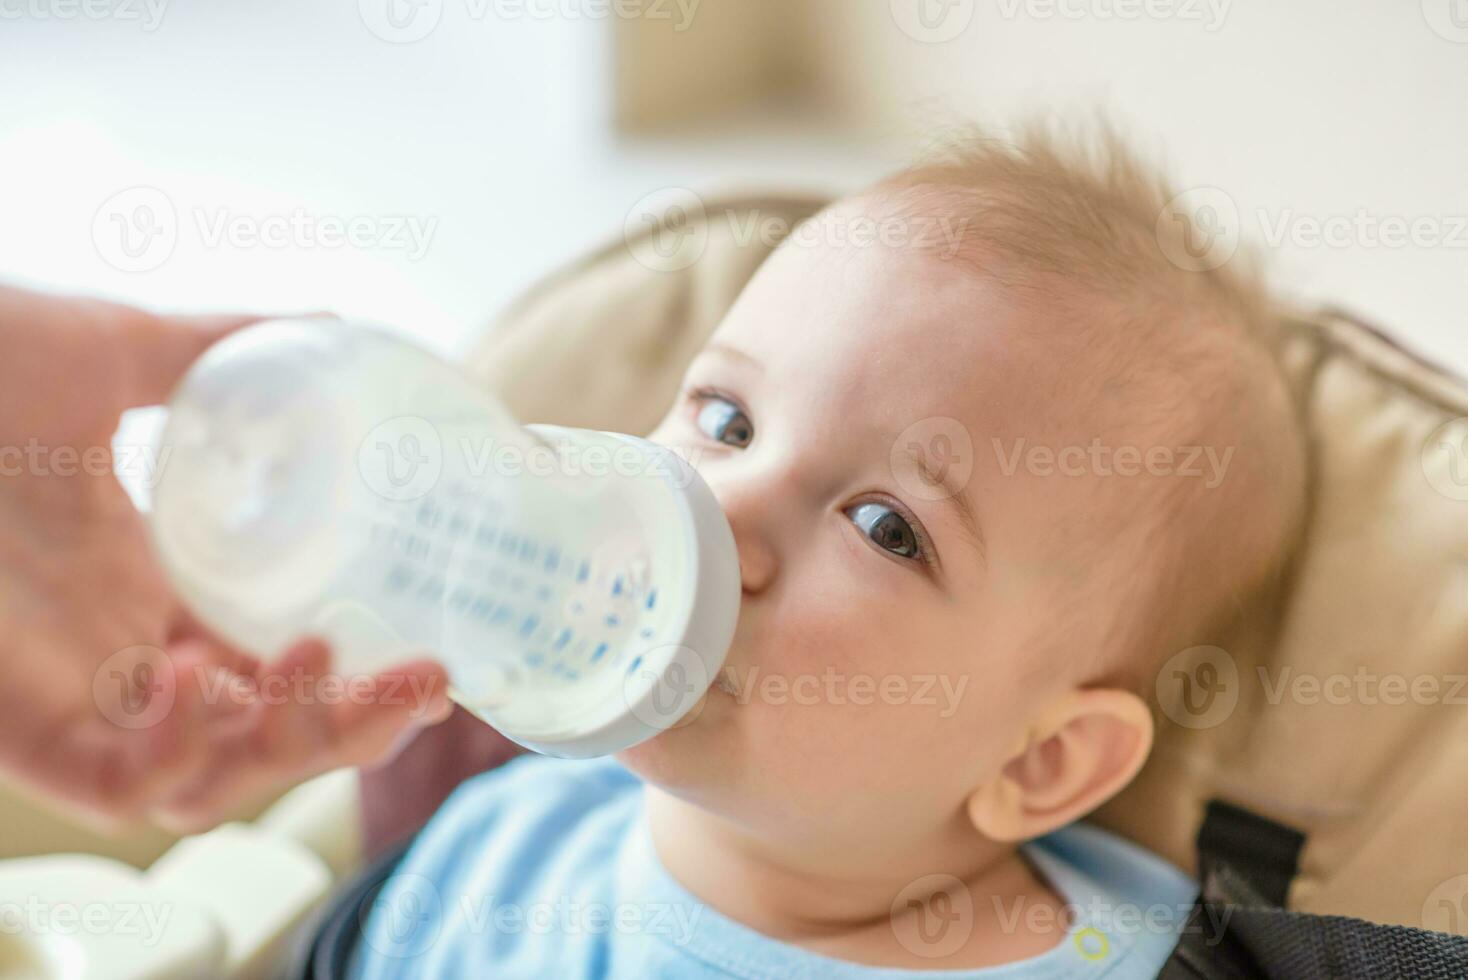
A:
[712, 664, 742, 699]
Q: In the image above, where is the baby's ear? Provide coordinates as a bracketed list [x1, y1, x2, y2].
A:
[965, 689, 1154, 843]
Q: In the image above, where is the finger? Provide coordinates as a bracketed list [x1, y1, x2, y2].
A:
[165, 610, 261, 680]
[25, 651, 202, 830]
[150, 636, 361, 827]
[252, 637, 336, 765]
[155, 658, 451, 829]
[332, 660, 455, 765]
[116, 308, 266, 409]
[128, 308, 341, 409]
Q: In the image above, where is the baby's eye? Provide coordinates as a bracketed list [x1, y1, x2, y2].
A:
[694, 392, 753, 448]
[845, 502, 921, 561]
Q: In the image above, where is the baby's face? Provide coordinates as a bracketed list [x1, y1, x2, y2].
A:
[622, 205, 1138, 852]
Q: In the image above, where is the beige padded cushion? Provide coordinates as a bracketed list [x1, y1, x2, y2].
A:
[463, 194, 1468, 933]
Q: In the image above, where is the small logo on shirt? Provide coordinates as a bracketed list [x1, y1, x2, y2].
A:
[1074, 925, 1111, 960]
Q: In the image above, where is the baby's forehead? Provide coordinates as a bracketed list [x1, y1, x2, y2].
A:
[716, 230, 1089, 445]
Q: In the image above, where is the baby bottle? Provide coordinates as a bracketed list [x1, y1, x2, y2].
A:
[148, 318, 740, 757]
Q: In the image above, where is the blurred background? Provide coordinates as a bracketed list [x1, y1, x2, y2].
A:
[2, 0, 1466, 368]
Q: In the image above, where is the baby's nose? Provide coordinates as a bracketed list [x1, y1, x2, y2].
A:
[713, 485, 777, 595]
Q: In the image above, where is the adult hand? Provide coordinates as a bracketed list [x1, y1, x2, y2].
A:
[0, 285, 451, 832]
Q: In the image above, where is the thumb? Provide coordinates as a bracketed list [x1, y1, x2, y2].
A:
[118, 310, 264, 408]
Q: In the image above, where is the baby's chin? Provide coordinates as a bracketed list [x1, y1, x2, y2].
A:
[616, 683, 740, 794]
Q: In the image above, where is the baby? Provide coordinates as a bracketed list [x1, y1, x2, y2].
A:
[351, 124, 1307, 978]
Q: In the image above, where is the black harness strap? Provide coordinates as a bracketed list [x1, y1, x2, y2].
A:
[1160, 800, 1468, 979]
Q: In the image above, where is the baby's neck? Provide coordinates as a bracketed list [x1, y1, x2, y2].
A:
[643, 785, 1067, 970]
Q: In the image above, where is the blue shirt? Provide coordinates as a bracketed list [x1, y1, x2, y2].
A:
[352, 755, 1197, 979]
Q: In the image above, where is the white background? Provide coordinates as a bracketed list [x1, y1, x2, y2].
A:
[2, 0, 1465, 371]
[0, 0, 887, 355]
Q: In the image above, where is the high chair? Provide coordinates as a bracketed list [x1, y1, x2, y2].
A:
[2, 192, 1466, 978]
